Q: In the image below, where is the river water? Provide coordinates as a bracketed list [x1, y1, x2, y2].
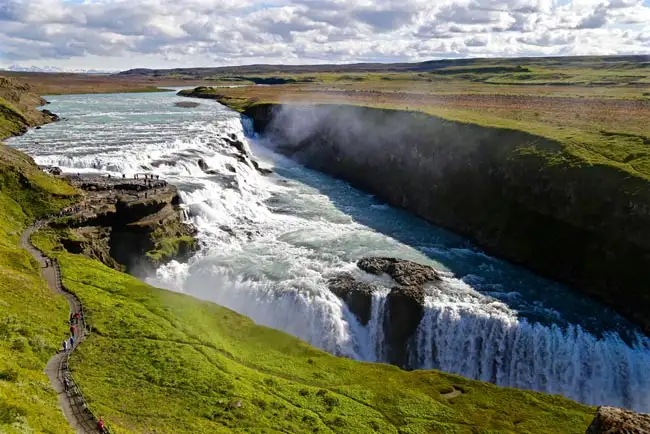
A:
[8, 91, 650, 411]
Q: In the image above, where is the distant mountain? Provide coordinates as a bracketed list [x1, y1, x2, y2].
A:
[117, 55, 650, 78]
[2, 65, 116, 74]
[4, 65, 63, 73]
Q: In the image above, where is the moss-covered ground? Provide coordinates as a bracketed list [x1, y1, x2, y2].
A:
[0, 144, 79, 433]
[145, 232, 195, 264]
[0, 98, 28, 140]
[27, 225, 595, 433]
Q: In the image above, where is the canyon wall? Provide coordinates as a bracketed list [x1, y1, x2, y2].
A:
[244, 103, 650, 335]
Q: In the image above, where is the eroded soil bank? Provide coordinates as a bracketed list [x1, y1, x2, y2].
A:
[242, 103, 650, 336]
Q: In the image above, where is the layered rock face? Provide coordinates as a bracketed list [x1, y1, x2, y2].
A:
[246, 103, 650, 336]
[328, 257, 443, 367]
[586, 406, 650, 434]
[51, 175, 197, 276]
[328, 274, 375, 325]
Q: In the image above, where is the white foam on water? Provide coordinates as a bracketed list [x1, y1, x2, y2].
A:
[411, 277, 650, 410]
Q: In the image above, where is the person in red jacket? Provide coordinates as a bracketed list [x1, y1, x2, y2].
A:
[98, 417, 106, 433]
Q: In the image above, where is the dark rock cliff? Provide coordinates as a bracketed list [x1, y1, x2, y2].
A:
[244, 103, 650, 336]
[328, 257, 442, 367]
[51, 175, 197, 276]
[328, 274, 375, 325]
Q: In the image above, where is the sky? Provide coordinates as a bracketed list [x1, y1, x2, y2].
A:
[0, 0, 648, 71]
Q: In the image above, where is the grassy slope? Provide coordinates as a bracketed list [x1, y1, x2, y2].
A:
[0, 145, 79, 433]
[178, 57, 650, 180]
[1, 76, 53, 141]
[0, 98, 29, 140]
[31, 229, 595, 433]
[187, 75, 650, 180]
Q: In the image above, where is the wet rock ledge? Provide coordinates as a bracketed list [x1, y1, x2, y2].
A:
[48, 173, 197, 277]
[329, 257, 444, 367]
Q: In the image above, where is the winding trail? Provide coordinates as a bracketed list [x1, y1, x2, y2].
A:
[21, 222, 101, 434]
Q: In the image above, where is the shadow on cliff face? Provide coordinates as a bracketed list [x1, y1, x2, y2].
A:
[248, 104, 643, 339]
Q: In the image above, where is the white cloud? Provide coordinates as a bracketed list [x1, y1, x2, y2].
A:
[0, 0, 648, 69]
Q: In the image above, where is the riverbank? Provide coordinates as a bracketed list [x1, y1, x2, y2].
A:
[0, 76, 59, 139]
[187, 88, 650, 338]
[0, 144, 80, 433]
[2, 71, 219, 96]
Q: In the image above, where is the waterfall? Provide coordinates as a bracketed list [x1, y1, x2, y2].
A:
[12, 91, 650, 415]
[401, 295, 650, 411]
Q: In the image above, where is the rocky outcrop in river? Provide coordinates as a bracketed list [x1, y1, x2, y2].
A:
[328, 274, 376, 325]
[243, 103, 650, 337]
[329, 257, 443, 367]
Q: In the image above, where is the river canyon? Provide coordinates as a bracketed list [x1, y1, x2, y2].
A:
[8, 90, 650, 413]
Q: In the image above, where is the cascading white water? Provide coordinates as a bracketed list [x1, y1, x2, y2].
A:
[366, 289, 389, 361]
[409, 278, 650, 409]
[8, 90, 650, 412]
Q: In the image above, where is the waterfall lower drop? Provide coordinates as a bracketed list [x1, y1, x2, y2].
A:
[406, 295, 650, 410]
[355, 288, 390, 362]
[350, 276, 650, 411]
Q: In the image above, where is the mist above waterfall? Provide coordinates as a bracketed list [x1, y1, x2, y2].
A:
[8, 91, 650, 412]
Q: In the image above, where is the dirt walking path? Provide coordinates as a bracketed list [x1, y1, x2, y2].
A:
[21, 223, 101, 434]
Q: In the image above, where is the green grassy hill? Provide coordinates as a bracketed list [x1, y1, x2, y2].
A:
[0, 98, 29, 139]
[0, 145, 79, 433]
[32, 228, 595, 433]
[119, 54, 650, 78]
[0, 76, 56, 140]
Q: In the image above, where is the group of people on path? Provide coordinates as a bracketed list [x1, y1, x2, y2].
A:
[60, 312, 108, 433]
[133, 173, 160, 181]
[37, 241, 108, 432]
[61, 312, 80, 353]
